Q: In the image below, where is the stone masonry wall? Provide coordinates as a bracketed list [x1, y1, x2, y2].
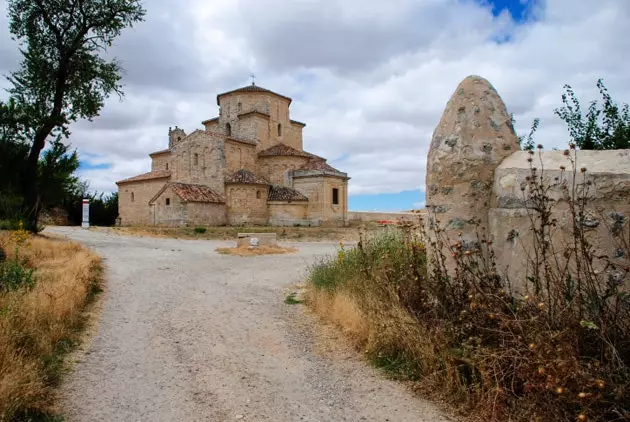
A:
[171, 131, 226, 195]
[225, 140, 257, 174]
[258, 156, 309, 185]
[293, 175, 348, 226]
[268, 202, 309, 226]
[151, 153, 171, 172]
[425, 75, 630, 293]
[118, 178, 169, 226]
[226, 184, 269, 225]
[489, 150, 630, 291]
[185, 202, 227, 226]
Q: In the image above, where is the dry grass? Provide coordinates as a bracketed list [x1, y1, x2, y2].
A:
[0, 231, 102, 420]
[91, 224, 371, 242]
[215, 245, 298, 256]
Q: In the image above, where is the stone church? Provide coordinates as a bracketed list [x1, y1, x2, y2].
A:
[116, 83, 350, 227]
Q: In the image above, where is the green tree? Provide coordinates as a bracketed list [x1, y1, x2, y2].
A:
[555, 79, 630, 150]
[0, 99, 30, 219]
[6, 0, 145, 231]
[38, 137, 80, 210]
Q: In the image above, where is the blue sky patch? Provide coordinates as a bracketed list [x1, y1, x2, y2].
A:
[349, 189, 425, 212]
[481, 0, 536, 23]
[79, 161, 111, 170]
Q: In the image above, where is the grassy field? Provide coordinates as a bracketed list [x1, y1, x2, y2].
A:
[0, 229, 103, 420]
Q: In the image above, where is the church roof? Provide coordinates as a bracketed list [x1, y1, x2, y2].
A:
[149, 182, 225, 204]
[149, 148, 171, 156]
[116, 170, 171, 185]
[258, 143, 321, 159]
[268, 185, 308, 202]
[225, 169, 270, 185]
[217, 83, 292, 105]
[299, 158, 343, 173]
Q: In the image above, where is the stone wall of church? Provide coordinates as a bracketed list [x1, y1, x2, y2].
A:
[268, 202, 309, 226]
[171, 131, 226, 194]
[226, 184, 269, 225]
[218, 92, 301, 151]
[258, 156, 309, 186]
[118, 178, 169, 226]
[151, 153, 171, 172]
[186, 202, 227, 226]
[293, 175, 348, 226]
[152, 187, 186, 226]
[225, 140, 257, 174]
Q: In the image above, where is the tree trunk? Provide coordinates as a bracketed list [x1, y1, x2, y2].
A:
[21, 128, 48, 232]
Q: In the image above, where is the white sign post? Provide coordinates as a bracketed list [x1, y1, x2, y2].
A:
[81, 199, 90, 229]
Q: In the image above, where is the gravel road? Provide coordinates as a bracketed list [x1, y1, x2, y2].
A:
[48, 226, 450, 422]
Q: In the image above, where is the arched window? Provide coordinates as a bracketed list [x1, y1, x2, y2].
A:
[256, 190, 261, 199]
[237, 102, 242, 112]
[277, 123, 282, 136]
[165, 163, 169, 170]
[131, 192, 135, 202]
[193, 153, 199, 166]
[226, 123, 232, 137]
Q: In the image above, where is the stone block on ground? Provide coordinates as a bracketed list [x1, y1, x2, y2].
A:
[236, 232, 277, 248]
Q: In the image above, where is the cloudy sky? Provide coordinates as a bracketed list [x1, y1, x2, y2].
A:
[1, 0, 629, 211]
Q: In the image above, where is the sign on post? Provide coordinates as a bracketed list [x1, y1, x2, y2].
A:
[81, 199, 90, 229]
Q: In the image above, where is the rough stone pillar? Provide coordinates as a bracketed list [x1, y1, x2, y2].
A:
[425, 75, 519, 270]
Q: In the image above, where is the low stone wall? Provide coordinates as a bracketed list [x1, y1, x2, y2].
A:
[348, 211, 424, 223]
[490, 150, 630, 291]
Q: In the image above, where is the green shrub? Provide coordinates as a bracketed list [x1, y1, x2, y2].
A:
[0, 249, 35, 292]
[193, 227, 207, 234]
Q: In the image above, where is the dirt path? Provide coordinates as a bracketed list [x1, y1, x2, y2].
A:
[48, 227, 450, 422]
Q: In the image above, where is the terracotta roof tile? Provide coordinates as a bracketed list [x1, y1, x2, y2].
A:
[299, 159, 342, 173]
[225, 169, 270, 185]
[169, 183, 225, 203]
[258, 143, 320, 159]
[116, 170, 171, 185]
[268, 185, 308, 202]
[217, 83, 292, 105]
[149, 182, 225, 204]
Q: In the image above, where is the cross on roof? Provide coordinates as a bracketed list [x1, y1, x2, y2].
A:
[250, 73, 256, 86]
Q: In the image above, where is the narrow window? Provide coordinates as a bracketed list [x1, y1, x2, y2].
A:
[166, 198, 170, 206]
[277, 123, 282, 136]
[256, 190, 261, 199]
[166, 163, 169, 170]
[131, 192, 135, 202]
[194, 153, 199, 166]
[238, 102, 242, 112]
[332, 188, 339, 205]
[226, 123, 232, 137]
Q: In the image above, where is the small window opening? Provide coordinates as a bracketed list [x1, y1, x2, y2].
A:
[332, 188, 339, 205]
[166, 198, 170, 206]
[194, 153, 199, 166]
[131, 192, 135, 202]
[238, 102, 242, 112]
[256, 190, 261, 199]
[226, 123, 232, 137]
[277, 123, 282, 136]
[166, 163, 169, 170]
[177, 136, 181, 141]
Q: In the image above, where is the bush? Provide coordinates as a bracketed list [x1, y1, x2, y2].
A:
[193, 227, 207, 234]
[0, 250, 35, 292]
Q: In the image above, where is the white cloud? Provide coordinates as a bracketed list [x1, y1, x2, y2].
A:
[1, 0, 629, 197]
